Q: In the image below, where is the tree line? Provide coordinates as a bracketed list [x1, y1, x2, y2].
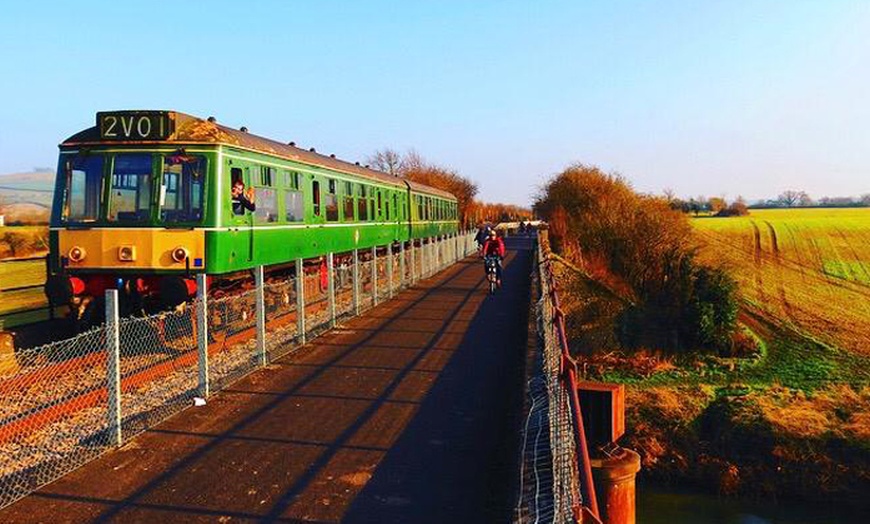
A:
[665, 189, 870, 216]
[367, 148, 531, 226]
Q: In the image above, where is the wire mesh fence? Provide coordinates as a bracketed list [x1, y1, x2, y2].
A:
[0, 233, 474, 510]
[515, 233, 588, 524]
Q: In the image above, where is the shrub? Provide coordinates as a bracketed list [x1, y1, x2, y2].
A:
[535, 163, 739, 353]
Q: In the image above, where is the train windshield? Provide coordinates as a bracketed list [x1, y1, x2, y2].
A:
[62, 154, 105, 223]
[108, 154, 153, 222]
[161, 154, 206, 223]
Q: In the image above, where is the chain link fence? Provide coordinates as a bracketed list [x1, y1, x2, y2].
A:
[515, 232, 595, 524]
[0, 233, 476, 510]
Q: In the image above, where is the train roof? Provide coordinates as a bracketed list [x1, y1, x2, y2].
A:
[61, 110, 457, 201]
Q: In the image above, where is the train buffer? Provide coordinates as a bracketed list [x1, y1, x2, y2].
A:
[0, 236, 537, 523]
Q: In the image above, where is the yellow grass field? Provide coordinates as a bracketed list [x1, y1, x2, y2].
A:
[693, 208, 870, 356]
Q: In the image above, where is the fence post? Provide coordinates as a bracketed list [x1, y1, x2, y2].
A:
[353, 249, 360, 315]
[421, 238, 427, 278]
[408, 241, 416, 284]
[399, 241, 406, 289]
[371, 246, 379, 306]
[295, 258, 306, 344]
[428, 237, 434, 276]
[255, 265, 266, 366]
[105, 289, 122, 447]
[196, 274, 209, 398]
[327, 252, 336, 328]
[387, 244, 394, 298]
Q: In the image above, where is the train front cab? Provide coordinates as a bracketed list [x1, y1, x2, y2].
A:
[46, 146, 215, 322]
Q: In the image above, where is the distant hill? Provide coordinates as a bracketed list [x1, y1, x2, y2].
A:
[0, 171, 54, 223]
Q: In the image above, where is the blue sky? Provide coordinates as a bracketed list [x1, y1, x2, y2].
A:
[0, 1, 867, 205]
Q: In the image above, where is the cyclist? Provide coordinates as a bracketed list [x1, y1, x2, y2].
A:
[474, 223, 492, 253]
[482, 229, 506, 287]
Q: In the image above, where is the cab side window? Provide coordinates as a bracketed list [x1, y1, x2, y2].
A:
[230, 167, 255, 216]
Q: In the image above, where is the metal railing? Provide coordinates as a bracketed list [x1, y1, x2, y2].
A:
[0, 232, 477, 510]
[516, 231, 599, 524]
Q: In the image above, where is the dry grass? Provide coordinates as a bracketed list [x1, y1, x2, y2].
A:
[754, 383, 870, 441]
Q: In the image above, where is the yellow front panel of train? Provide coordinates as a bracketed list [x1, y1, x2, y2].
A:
[58, 229, 205, 270]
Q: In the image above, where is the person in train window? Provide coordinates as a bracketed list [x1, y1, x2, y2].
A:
[231, 179, 256, 215]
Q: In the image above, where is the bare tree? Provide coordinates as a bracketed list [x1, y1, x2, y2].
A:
[777, 190, 810, 207]
[366, 148, 404, 176]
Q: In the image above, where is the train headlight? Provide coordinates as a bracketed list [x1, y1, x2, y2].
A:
[68, 246, 86, 262]
[118, 245, 137, 262]
[171, 246, 189, 263]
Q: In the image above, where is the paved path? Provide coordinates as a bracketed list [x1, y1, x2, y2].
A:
[1, 237, 533, 523]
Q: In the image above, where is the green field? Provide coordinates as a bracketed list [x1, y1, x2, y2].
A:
[693, 208, 870, 358]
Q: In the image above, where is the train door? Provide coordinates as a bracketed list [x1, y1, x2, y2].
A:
[229, 164, 254, 263]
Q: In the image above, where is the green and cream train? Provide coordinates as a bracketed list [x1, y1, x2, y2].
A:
[45, 110, 459, 319]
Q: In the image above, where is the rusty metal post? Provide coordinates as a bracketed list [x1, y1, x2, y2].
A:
[591, 450, 641, 524]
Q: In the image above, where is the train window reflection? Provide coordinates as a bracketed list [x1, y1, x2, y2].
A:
[63, 155, 104, 223]
[161, 154, 206, 223]
[109, 154, 152, 222]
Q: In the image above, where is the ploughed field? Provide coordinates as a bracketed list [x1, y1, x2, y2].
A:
[693, 208, 870, 357]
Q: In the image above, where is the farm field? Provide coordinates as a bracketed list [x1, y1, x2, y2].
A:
[0, 258, 47, 319]
[693, 208, 870, 358]
[553, 208, 870, 501]
[0, 226, 49, 321]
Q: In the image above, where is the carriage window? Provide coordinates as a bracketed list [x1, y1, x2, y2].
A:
[416, 196, 423, 220]
[255, 187, 277, 222]
[261, 167, 274, 187]
[63, 154, 105, 223]
[108, 154, 152, 222]
[343, 182, 355, 221]
[357, 184, 368, 221]
[325, 178, 338, 221]
[285, 189, 304, 222]
[284, 170, 300, 190]
[393, 194, 398, 221]
[161, 154, 205, 223]
[312, 180, 321, 216]
[377, 190, 383, 219]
